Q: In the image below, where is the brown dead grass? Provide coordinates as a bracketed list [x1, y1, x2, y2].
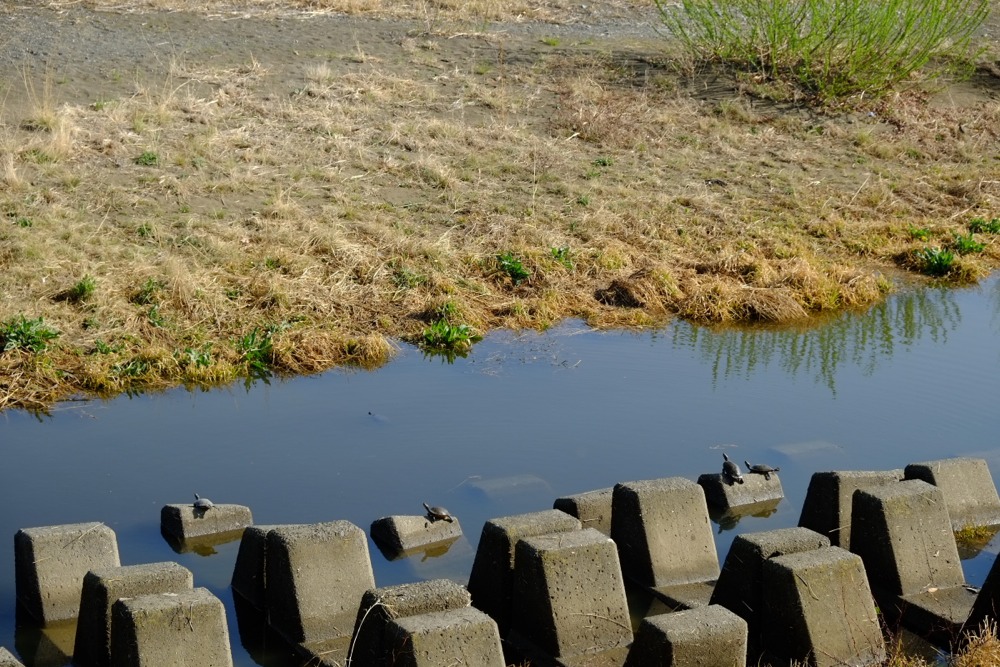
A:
[2, 4, 1000, 410]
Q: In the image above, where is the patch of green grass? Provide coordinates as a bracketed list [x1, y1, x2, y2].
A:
[421, 319, 480, 356]
[112, 357, 150, 378]
[393, 267, 427, 289]
[907, 225, 930, 241]
[235, 327, 274, 378]
[550, 246, 573, 269]
[1, 315, 60, 353]
[92, 339, 123, 355]
[146, 305, 165, 328]
[576, 194, 590, 207]
[593, 156, 614, 167]
[134, 151, 159, 166]
[953, 232, 985, 254]
[9, 215, 32, 228]
[434, 300, 460, 322]
[540, 36, 561, 47]
[497, 251, 530, 285]
[969, 217, 1000, 234]
[61, 275, 96, 304]
[132, 278, 165, 305]
[914, 246, 955, 276]
[178, 345, 212, 369]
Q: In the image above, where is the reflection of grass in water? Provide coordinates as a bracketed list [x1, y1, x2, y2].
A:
[671, 285, 963, 394]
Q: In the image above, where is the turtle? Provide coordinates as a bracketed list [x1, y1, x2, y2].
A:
[722, 453, 744, 485]
[423, 502, 454, 523]
[745, 460, 780, 481]
[193, 493, 214, 514]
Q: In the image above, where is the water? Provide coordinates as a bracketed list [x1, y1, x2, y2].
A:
[2, 275, 1000, 665]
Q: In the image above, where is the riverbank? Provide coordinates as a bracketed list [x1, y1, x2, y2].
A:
[2, 0, 1000, 411]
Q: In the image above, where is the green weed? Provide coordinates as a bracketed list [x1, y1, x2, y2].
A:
[393, 267, 427, 289]
[914, 246, 955, 276]
[235, 327, 274, 378]
[953, 232, 985, 254]
[178, 345, 212, 368]
[907, 226, 930, 241]
[421, 319, 480, 358]
[593, 156, 614, 167]
[132, 278, 165, 305]
[550, 246, 573, 269]
[147, 305, 165, 328]
[112, 357, 150, 378]
[969, 217, 1000, 234]
[497, 251, 530, 285]
[61, 275, 96, 304]
[540, 36, 561, 47]
[92, 339, 123, 355]
[1, 315, 60, 353]
[134, 151, 159, 166]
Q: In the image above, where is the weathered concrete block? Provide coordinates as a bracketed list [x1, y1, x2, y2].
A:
[0, 647, 24, 667]
[110, 587, 232, 667]
[624, 605, 748, 667]
[798, 469, 903, 549]
[850, 479, 965, 597]
[14, 522, 120, 626]
[905, 458, 1000, 530]
[385, 607, 504, 667]
[265, 521, 375, 644]
[159, 502, 252, 541]
[348, 579, 471, 667]
[697, 472, 784, 510]
[610, 478, 719, 594]
[369, 515, 463, 560]
[230, 525, 282, 610]
[762, 547, 885, 667]
[554, 487, 614, 536]
[73, 561, 193, 667]
[511, 528, 632, 659]
[467, 509, 580, 636]
[710, 526, 830, 650]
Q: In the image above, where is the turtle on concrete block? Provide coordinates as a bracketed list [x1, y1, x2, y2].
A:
[193, 493, 214, 516]
[722, 454, 744, 485]
[423, 502, 454, 523]
[745, 460, 780, 481]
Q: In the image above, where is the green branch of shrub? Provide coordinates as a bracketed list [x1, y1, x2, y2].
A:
[656, 0, 988, 100]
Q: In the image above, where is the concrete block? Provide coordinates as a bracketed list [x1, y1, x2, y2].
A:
[624, 605, 748, 667]
[798, 469, 903, 549]
[369, 515, 463, 560]
[467, 509, 580, 636]
[385, 607, 504, 667]
[110, 587, 232, 667]
[762, 547, 885, 667]
[159, 502, 252, 541]
[897, 586, 977, 647]
[850, 479, 964, 597]
[905, 458, 1000, 530]
[710, 526, 830, 649]
[230, 525, 282, 610]
[554, 487, 614, 536]
[697, 472, 783, 510]
[347, 579, 471, 667]
[511, 528, 632, 659]
[73, 561, 193, 667]
[265, 521, 375, 644]
[14, 522, 120, 626]
[610, 478, 719, 590]
[0, 647, 24, 667]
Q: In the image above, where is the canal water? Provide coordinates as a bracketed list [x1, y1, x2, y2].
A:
[2, 275, 999, 665]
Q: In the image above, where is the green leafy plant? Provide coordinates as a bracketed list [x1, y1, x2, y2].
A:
[657, 0, 988, 99]
[1, 315, 60, 353]
[550, 246, 573, 269]
[914, 246, 955, 276]
[132, 278, 165, 305]
[235, 327, 274, 378]
[61, 275, 96, 304]
[952, 232, 985, 254]
[178, 345, 212, 369]
[969, 217, 1000, 234]
[421, 319, 480, 357]
[134, 151, 159, 166]
[907, 226, 930, 241]
[92, 339, 123, 355]
[497, 252, 530, 285]
[146, 305, 165, 328]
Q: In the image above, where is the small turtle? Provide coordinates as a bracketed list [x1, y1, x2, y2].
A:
[193, 493, 214, 514]
[423, 502, 454, 523]
[745, 460, 780, 481]
[722, 453, 744, 485]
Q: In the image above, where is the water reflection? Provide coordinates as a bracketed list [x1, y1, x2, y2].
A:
[671, 284, 970, 393]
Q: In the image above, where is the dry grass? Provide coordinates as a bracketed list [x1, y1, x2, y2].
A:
[2, 5, 1000, 410]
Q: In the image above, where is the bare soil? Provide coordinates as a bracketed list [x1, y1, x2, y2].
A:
[2, 1, 1000, 411]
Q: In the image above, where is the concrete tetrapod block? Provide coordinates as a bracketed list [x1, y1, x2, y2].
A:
[697, 472, 784, 510]
[0, 647, 24, 667]
[797, 469, 903, 549]
[348, 579, 472, 667]
[510, 528, 633, 661]
[554, 488, 614, 536]
[159, 502, 252, 541]
[762, 547, 885, 667]
[110, 587, 232, 667]
[14, 522, 120, 626]
[385, 607, 504, 667]
[73, 561, 193, 667]
[710, 527, 830, 653]
[230, 525, 284, 610]
[265, 521, 375, 644]
[904, 458, 1000, 530]
[624, 605, 748, 667]
[467, 509, 580, 636]
[611, 478, 718, 609]
[369, 515, 463, 560]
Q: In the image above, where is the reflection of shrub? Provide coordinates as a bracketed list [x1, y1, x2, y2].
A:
[657, 0, 987, 99]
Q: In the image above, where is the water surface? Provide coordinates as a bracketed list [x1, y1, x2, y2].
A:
[2, 275, 999, 665]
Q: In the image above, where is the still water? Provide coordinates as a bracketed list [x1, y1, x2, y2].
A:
[2, 275, 1000, 665]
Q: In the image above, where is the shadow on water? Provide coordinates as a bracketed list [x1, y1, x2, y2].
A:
[1, 275, 999, 666]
